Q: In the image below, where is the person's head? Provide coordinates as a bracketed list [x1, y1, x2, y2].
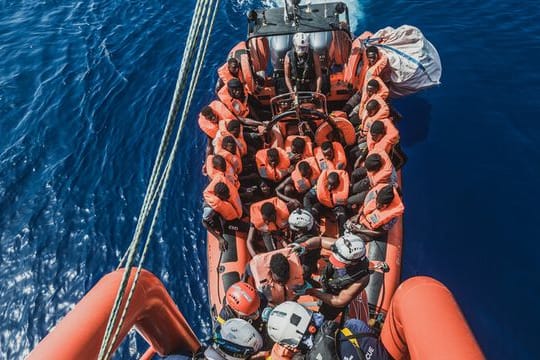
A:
[327, 171, 340, 191]
[366, 79, 380, 97]
[292, 32, 310, 56]
[321, 141, 334, 160]
[283, 183, 297, 197]
[376, 184, 395, 209]
[329, 233, 367, 268]
[261, 202, 277, 224]
[288, 209, 314, 232]
[370, 120, 386, 142]
[291, 137, 306, 155]
[227, 119, 242, 137]
[211, 318, 263, 359]
[269, 253, 290, 284]
[227, 78, 244, 99]
[227, 58, 240, 76]
[214, 182, 231, 201]
[297, 160, 312, 178]
[212, 154, 227, 172]
[365, 99, 381, 117]
[259, 180, 272, 197]
[201, 106, 218, 123]
[364, 153, 383, 172]
[267, 301, 313, 349]
[267, 148, 280, 167]
[225, 282, 261, 319]
[222, 136, 237, 154]
[366, 46, 379, 66]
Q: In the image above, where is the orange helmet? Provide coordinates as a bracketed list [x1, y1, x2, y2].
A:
[226, 282, 261, 318]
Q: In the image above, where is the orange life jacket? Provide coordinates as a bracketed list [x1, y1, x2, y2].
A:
[203, 175, 243, 221]
[360, 94, 391, 135]
[217, 84, 250, 118]
[358, 76, 389, 116]
[290, 157, 321, 194]
[314, 142, 347, 171]
[365, 50, 389, 82]
[217, 62, 244, 87]
[316, 169, 350, 208]
[366, 149, 397, 187]
[215, 148, 243, 175]
[367, 117, 400, 154]
[198, 100, 231, 139]
[250, 197, 289, 232]
[343, 32, 373, 90]
[314, 116, 356, 146]
[249, 247, 304, 305]
[359, 184, 404, 230]
[329, 30, 352, 66]
[213, 119, 248, 157]
[198, 115, 219, 139]
[255, 148, 291, 182]
[205, 155, 240, 189]
[284, 135, 314, 160]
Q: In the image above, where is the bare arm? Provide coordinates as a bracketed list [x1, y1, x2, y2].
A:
[284, 55, 294, 93]
[300, 235, 336, 251]
[308, 275, 369, 307]
[275, 177, 298, 203]
[313, 53, 323, 93]
[247, 225, 258, 257]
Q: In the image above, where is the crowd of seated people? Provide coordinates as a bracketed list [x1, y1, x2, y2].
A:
[197, 33, 404, 360]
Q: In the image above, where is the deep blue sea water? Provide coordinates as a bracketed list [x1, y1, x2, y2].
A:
[1, 0, 539, 359]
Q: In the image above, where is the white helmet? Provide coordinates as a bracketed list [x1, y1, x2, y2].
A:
[213, 318, 263, 359]
[331, 233, 366, 264]
[288, 209, 314, 232]
[267, 301, 312, 348]
[293, 32, 310, 55]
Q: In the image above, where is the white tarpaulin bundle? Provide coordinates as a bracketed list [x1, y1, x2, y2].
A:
[368, 25, 442, 97]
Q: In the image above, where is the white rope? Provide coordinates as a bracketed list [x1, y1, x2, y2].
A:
[102, 2, 222, 356]
[97, 0, 217, 358]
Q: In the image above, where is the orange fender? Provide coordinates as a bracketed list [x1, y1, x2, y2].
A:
[29, 269, 200, 359]
[314, 117, 356, 146]
[381, 276, 484, 360]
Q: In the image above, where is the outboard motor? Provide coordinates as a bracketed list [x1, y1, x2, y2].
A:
[269, 34, 292, 94]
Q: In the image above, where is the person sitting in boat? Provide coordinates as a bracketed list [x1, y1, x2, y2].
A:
[217, 78, 259, 120]
[287, 209, 320, 278]
[314, 141, 347, 171]
[213, 119, 248, 157]
[202, 176, 246, 251]
[215, 57, 244, 93]
[367, 119, 400, 154]
[247, 197, 290, 255]
[276, 157, 321, 210]
[204, 318, 264, 360]
[359, 96, 391, 137]
[215, 136, 243, 175]
[284, 32, 323, 94]
[243, 247, 305, 307]
[346, 184, 404, 239]
[255, 147, 291, 183]
[284, 135, 313, 164]
[290, 233, 370, 321]
[266, 301, 392, 360]
[364, 150, 397, 188]
[242, 180, 274, 207]
[344, 77, 389, 127]
[204, 154, 239, 191]
[364, 45, 390, 83]
[304, 170, 349, 235]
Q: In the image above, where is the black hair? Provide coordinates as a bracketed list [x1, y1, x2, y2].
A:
[297, 161, 311, 175]
[261, 202, 276, 218]
[214, 182, 230, 199]
[366, 46, 378, 56]
[321, 141, 333, 151]
[267, 148, 279, 159]
[227, 58, 239, 66]
[270, 253, 290, 281]
[212, 155, 227, 171]
[365, 99, 380, 113]
[201, 106, 215, 118]
[367, 79, 380, 90]
[222, 136, 237, 152]
[291, 137, 306, 151]
[227, 78, 242, 89]
[377, 185, 395, 205]
[365, 153, 383, 171]
[327, 172, 340, 185]
[227, 119, 241, 132]
[370, 121, 385, 135]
